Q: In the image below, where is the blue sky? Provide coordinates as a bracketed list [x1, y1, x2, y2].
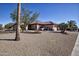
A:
[0, 3, 79, 27]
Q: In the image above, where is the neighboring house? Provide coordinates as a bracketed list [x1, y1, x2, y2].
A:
[8, 23, 16, 31]
[8, 23, 22, 31]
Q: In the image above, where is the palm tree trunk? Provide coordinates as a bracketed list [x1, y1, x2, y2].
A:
[15, 3, 21, 41]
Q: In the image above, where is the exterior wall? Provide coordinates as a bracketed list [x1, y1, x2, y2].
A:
[27, 24, 58, 31]
[52, 25, 57, 31]
[26, 25, 28, 31]
[37, 24, 40, 30]
[53, 27, 57, 31]
[46, 25, 53, 29]
[28, 24, 40, 30]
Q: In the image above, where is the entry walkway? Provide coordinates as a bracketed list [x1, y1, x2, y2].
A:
[71, 33, 79, 56]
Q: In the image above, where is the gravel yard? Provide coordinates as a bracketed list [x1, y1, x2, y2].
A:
[0, 31, 78, 56]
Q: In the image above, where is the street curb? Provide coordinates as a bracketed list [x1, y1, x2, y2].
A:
[71, 33, 79, 56]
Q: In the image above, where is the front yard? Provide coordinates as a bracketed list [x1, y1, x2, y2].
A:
[0, 31, 78, 56]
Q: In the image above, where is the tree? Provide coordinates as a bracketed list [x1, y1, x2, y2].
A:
[67, 20, 78, 31]
[20, 24, 25, 32]
[15, 3, 21, 41]
[0, 24, 3, 30]
[72, 24, 78, 31]
[59, 23, 68, 33]
[10, 7, 39, 31]
[10, 9, 17, 22]
[21, 8, 39, 31]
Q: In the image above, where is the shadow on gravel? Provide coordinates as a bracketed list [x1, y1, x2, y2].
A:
[21, 32, 42, 34]
[49, 31, 68, 35]
[0, 39, 15, 41]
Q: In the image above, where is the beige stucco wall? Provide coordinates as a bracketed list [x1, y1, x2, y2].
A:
[52, 25, 57, 31]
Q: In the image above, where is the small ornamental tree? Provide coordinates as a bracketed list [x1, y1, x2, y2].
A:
[59, 23, 68, 33]
[67, 20, 78, 31]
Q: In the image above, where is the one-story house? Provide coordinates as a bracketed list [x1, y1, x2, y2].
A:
[8, 21, 59, 31]
[26, 21, 58, 31]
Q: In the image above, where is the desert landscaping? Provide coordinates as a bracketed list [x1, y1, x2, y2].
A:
[0, 3, 79, 56]
[0, 31, 78, 56]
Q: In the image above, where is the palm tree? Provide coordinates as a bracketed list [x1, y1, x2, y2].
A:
[15, 3, 21, 41]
